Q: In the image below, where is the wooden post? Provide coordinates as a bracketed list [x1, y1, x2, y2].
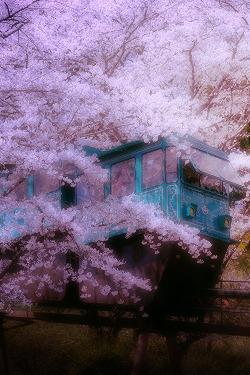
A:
[131, 330, 150, 375]
[166, 333, 183, 375]
[0, 314, 10, 375]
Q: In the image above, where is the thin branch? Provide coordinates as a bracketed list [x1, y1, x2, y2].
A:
[0, 246, 25, 281]
[19, 29, 48, 60]
[63, 107, 80, 138]
[0, 228, 69, 282]
[184, 41, 198, 100]
[198, 74, 229, 114]
[0, 97, 22, 113]
[2, 173, 33, 198]
[219, 0, 239, 13]
[82, 122, 136, 138]
[0, 0, 40, 23]
[4, 2, 11, 17]
[104, 8, 150, 76]
[0, 89, 58, 94]
[222, 123, 249, 151]
[232, 32, 245, 60]
[2, 23, 24, 39]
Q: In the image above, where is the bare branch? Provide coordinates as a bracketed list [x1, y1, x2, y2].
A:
[2, 23, 24, 39]
[0, 0, 41, 39]
[0, 97, 22, 114]
[198, 74, 229, 114]
[4, 2, 11, 17]
[232, 32, 245, 60]
[0, 0, 40, 23]
[219, 0, 239, 13]
[184, 41, 198, 100]
[63, 107, 80, 138]
[104, 8, 151, 76]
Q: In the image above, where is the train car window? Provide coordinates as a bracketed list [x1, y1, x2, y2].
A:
[77, 173, 105, 206]
[165, 147, 178, 183]
[208, 155, 243, 186]
[184, 167, 229, 195]
[7, 174, 29, 200]
[0, 164, 15, 178]
[188, 148, 243, 189]
[142, 149, 163, 190]
[77, 180, 90, 205]
[111, 158, 135, 197]
[61, 180, 75, 208]
[62, 161, 76, 178]
[200, 175, 222, 194]
[191, 148, 220, 178]
[34, 171, 59, 195]
[183, 162, 200, 186]
[222, 182, 229, 195]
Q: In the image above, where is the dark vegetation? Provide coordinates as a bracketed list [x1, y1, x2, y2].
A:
[239, 122, 250, 150]
[3, 319, 250, 375]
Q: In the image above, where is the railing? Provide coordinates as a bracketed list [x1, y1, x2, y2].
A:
[218, 279, 250, 289]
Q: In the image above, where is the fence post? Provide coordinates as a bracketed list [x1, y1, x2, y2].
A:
[131, 330, 150, 375]
[166, 333, 183, 375]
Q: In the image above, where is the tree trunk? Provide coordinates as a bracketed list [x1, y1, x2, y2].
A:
[131, 330, 150, 375]
[166, 334, 183, 375]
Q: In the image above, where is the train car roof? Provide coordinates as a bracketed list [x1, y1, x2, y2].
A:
[83, 136, 228, 160]
[83, 136, 244, 188]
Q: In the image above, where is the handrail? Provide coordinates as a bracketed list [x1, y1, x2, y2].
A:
[218, 280, 250, 288]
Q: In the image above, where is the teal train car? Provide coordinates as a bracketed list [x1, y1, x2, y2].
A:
[0, 137, 245, 314]
[76, 136, 244, 314]
[85, 136, 243, 242]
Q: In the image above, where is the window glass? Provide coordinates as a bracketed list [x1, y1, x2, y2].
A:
[111, 158, 135, 197]
[77, 180, 90, 205]
[61, 180, 75, 208]
[189, 148, 244, 187]
[209, 155, 243, 186]
[222, 182, 229, 195]
[77, 175, 91, 204]
[165, 147, 178, 183]
[142, 149, 163, 189]
[34, 171, 59, 195]
[76, 173, 104, 205]
[62, 161, 76, 178]
[200, 175, 222, 194]
[183, 162, 200, 186]
[0, 164, 15, 178]
[7, 175, 29, 200]
[190, 148, 220, 178]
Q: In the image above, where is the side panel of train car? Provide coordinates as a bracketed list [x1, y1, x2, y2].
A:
[0, 137, 244, 311]
[78, 137, 244, 310]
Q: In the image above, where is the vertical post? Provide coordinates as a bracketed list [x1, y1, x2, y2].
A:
[0, 314, 10, 375]
[131, 330, 150, 375]
[166, 333, 183, 375]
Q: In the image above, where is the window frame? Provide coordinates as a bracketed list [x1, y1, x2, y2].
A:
[110, 157, 136, 198]
[141, 148, 164, 191]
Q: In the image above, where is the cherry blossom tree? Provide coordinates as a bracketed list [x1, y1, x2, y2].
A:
[0, 0, 249, 310]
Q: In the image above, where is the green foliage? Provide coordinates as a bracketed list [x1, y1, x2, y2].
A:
[223, 232, 250, 279]
[239, 122, 250, 150]
[3, 319, 171, 375]
[182, 336, 250, 375]
[4, 321, 133, 375]
[3, 319, 250, 375]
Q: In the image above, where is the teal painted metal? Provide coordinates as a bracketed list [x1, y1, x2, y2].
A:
[82, 136, 244, 243]
[28, 175, 34, 198]
[0, 137, 244, 243]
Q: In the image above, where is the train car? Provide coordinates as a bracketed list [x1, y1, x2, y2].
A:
[0, 137, 245, 315]
[77, 136, 244, 314]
